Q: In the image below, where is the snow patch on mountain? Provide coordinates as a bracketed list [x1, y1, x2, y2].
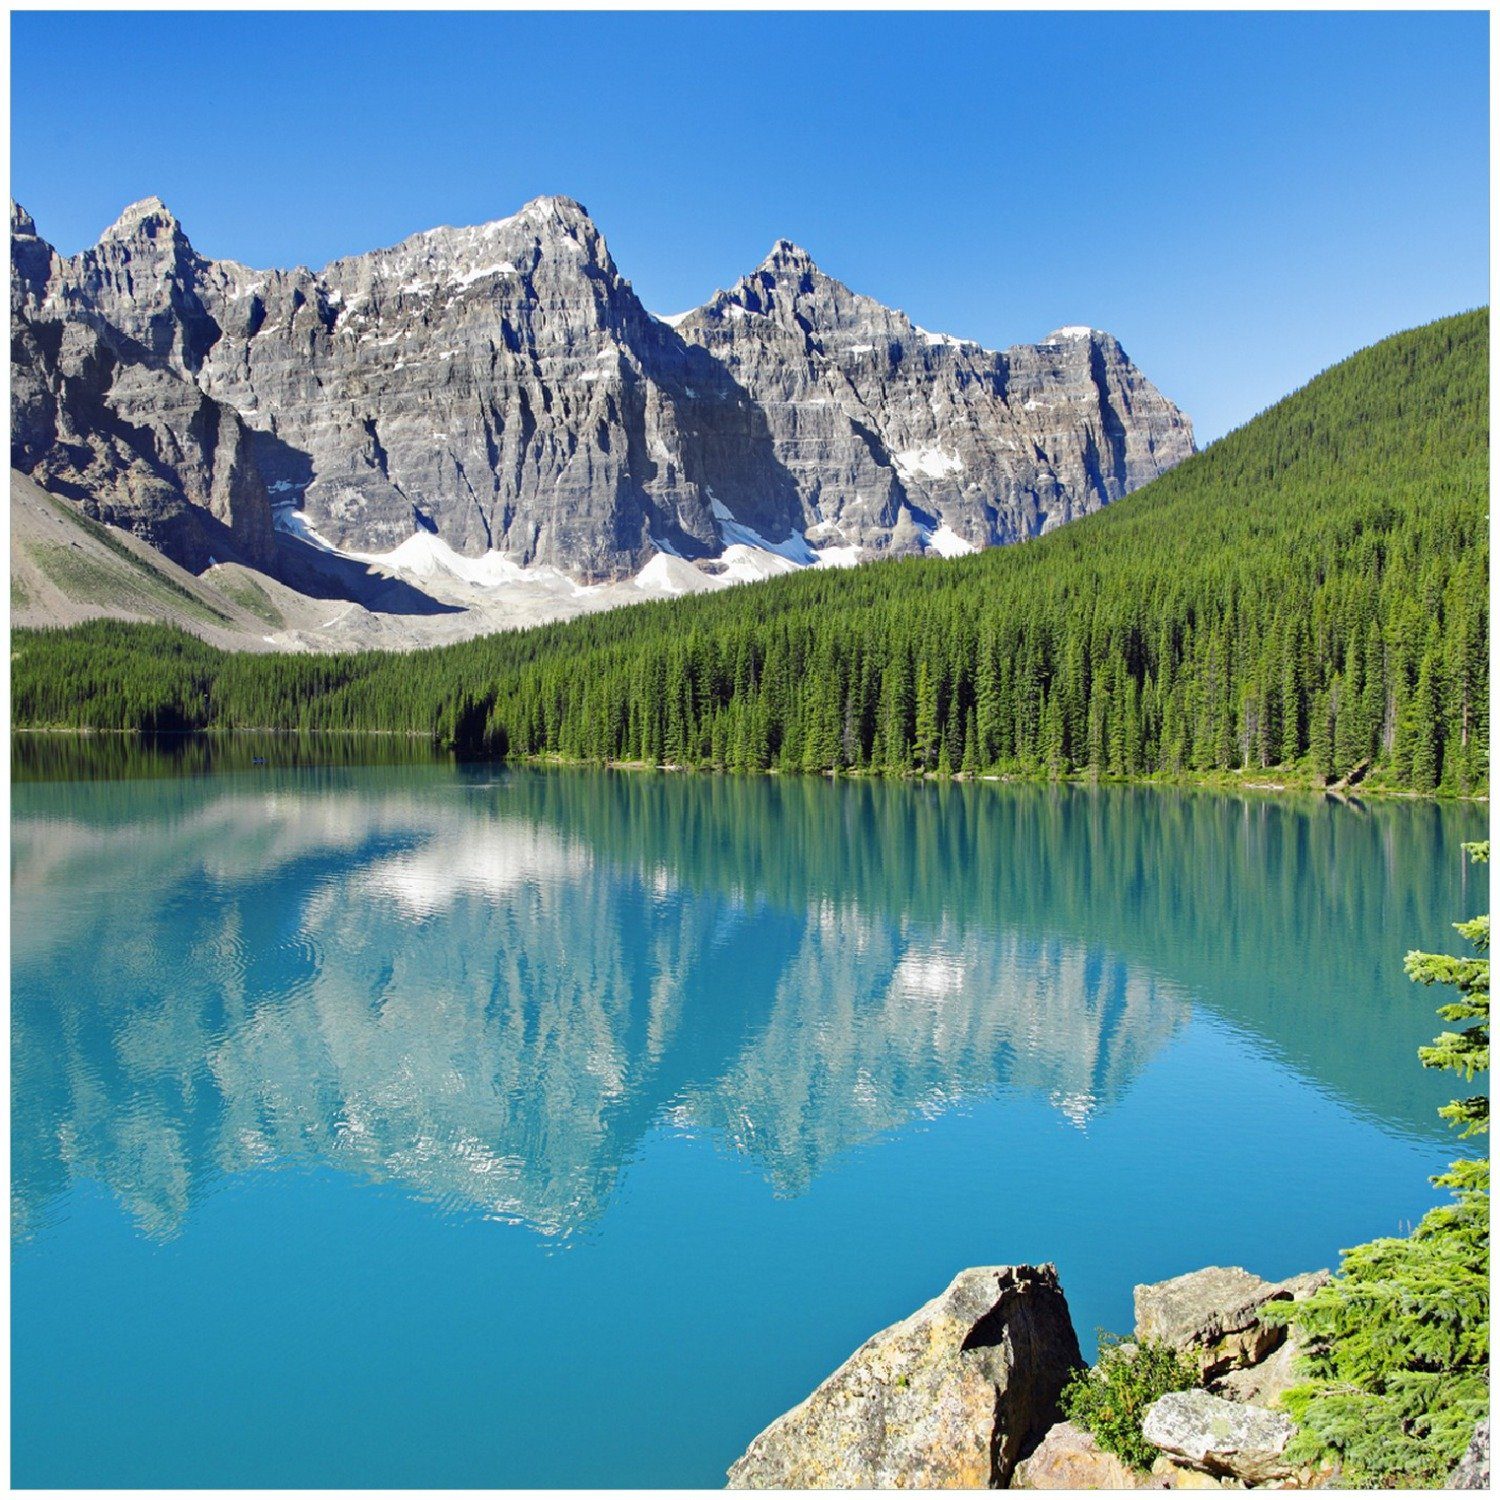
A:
[923, 523, 977, 558]
[892, 447, 964, 482]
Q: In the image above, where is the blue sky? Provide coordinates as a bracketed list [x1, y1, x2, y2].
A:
[10, 10, 1488, 441]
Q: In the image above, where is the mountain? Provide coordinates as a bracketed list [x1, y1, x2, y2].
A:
[16, 312, 1485, 795]
[676, 239, 1191, 555]
[11, 194, 1193, 587]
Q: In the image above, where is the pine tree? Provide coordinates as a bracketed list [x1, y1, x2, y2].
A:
[914, 659, 940, 771]
[1411, 650, 1443, 793]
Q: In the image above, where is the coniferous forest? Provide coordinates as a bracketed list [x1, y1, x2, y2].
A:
[11, 311, 1489, 795]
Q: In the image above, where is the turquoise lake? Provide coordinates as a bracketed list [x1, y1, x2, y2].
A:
[11, 751, 1486, 1487]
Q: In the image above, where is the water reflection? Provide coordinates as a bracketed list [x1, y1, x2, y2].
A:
[13, 766, 1478, 1242]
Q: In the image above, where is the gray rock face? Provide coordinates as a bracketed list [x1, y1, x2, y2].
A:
[680, 242, 1195, 557]
[1142, 1390, 1298, 1486]
[13, 195, 1194, 580]
[1134, 1267, 1329, 1379]
[11, 200, 275, 571]
[1450, 1418, 1489, 1489]
[726, 1263, 1082, 1489]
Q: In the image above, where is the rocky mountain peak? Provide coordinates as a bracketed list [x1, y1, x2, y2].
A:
[516, 193, 593, 226]
[100, 195, 183, 243]
[11, 193, 1196, 586]
[1044, 325, 1107, 346]
[759, 238, 819, 274]
[710, 242, 905, 349]
[318, 192, 619, 303]
[10, 201, 55, 310]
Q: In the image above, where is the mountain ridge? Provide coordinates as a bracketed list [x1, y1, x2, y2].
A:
[11, 193, 1194, 590]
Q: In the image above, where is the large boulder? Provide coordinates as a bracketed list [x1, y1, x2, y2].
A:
[726, 1264, 1082, 1489]
[1133, 1267, 1329, 1378]
[1012, 1420, 1144, 1490]
[1450, 1418, 1489, 1489]
[1142, 1390, 1298, 1485]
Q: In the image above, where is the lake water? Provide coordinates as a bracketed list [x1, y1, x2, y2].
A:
[11, 751, 1485, 1487]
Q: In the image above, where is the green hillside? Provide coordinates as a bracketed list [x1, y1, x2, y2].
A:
[12, 310, 1489, 794]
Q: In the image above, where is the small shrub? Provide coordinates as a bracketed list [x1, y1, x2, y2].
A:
[1060, 1331, 1199, 1472]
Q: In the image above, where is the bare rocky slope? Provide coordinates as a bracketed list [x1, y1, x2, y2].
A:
[11, 193, 1194, 617]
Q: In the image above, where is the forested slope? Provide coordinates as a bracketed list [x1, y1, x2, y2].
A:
[12, 311, 1489, 794]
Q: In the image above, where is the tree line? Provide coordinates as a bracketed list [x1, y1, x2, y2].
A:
[12, 311, 1488, 795]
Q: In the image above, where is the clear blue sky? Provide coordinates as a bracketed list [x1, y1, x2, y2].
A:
[10, 10, 1489, 441]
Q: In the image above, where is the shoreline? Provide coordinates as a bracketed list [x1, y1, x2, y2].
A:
[10, 726, 1489, 801]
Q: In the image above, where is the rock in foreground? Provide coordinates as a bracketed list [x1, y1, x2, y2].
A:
[1134, 1267, 1328, 1379]
[1012, 1420, 1146, 1490]
[1142, 1390, 1298, 1486]
[727, 1264, 1081, 1489]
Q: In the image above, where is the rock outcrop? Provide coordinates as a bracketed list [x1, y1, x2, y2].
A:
[1142, 1391, 1297, 1486]
[726, 1264, 1081, 1489]
[1133, 1267, 1329, 1379]
[727, 1259, 1358, 1492]
[1209, 1338, 1301, 1412]
[12, 196, 1194, 580]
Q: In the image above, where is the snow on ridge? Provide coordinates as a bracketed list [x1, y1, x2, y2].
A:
[271, 494, 872, 611]
[654, 310, 692, 329]
[892, 446, 964, 482]
[362, 530, 591, 592]
[635, 552, 691, 594]
[272, 501, 335, 549]
[708, 493, 818, 565]
[272, 506, 595, 596]
[913, 325, 972, 350]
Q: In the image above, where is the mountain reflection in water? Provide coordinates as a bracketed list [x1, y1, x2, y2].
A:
[13, 765, 1475, 1245]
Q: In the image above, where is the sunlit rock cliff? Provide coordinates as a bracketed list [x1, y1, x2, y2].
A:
[11, 195, 1194, 582]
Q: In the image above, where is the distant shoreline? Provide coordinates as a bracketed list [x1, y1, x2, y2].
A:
[10, 727, 1488, 802]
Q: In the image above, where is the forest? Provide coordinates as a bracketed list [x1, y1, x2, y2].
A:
[11, 311, 1488, 796]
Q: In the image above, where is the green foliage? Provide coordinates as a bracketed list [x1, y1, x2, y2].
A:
[1412, 890, 1490, 1139]
[1273, 1223, 1488, 1487]
[1271, 840, 1489, 1486]
[10, 312, 1489, 797]
[1060, 1333, 1200, 1472]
